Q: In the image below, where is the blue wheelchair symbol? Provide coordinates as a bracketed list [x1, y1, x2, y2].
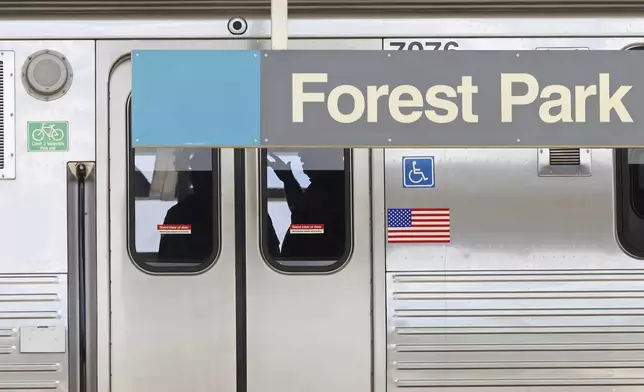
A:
[402, 156, 435, 188]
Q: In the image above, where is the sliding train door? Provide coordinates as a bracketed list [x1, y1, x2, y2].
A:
[99, 40, 259, 392]
[244, 39, 378, 392]
[99, 38, 377, 392]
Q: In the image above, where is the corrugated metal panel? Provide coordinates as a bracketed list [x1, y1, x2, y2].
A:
[1, 0, 644, 15]
[0, 275, 68, 392]
[387, 271, 644, 389]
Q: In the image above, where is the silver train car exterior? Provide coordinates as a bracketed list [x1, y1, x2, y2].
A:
[2, 2, 644, 391]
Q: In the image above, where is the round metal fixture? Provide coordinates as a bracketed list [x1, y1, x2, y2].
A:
[228, 17, 248, 35]
[22, 50, 73, 101]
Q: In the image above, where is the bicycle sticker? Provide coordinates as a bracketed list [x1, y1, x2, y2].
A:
[402, 156, 435, 188]
[27, 121, 69, 152]
[290, 224, 324, 234]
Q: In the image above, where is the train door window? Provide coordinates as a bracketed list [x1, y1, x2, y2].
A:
[615, 46, 644, 257]
[259, 148, 352, 273]
[126, 97, 220, 273]
[616, 148, 644, 257]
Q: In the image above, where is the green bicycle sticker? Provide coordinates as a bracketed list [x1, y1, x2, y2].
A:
[28, 122, 69, 152]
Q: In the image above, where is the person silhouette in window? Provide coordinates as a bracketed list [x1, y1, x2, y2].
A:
[158, 150, 282, 261]
[158, 150, 214, 261]
[267, 149, 346, 259]
[265, 213, 281, 258]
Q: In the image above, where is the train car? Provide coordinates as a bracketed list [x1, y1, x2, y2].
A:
[2, 1, 644, 391]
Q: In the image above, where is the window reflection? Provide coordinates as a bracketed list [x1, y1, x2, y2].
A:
[629, 149, 644, 218]
[262, 148, 350, 269]
[129, 147, 218, 270]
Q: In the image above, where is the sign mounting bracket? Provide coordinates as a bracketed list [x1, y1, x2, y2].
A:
[271, 0, 288, 50]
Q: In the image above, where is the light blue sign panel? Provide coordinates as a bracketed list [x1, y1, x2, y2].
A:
[402, 157, 435, 188]
[131, 50, 261, 147]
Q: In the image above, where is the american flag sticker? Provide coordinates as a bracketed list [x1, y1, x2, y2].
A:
[387, 208, 450, 243]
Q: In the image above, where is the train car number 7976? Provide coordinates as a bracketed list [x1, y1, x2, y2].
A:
[384, 40, 460, 51]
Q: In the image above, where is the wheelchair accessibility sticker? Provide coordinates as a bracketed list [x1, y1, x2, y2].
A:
[402, 157, 435, 188]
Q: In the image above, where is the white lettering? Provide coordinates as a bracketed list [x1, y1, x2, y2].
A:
[292, 73, 327, 123]
[457, 76, 479, 123]
[291, 72, 482, 124]
[290, 72, 634, 125]
[327, 85, 365, 124]
[425, 85, 458, 124]
[539, 85, 572, 123]
[501, 73, 632, 123]
[599, 73, 633, 123]
[366, 85, 389, 122]
[389, 85, 423, 124]
[574, 85, 597, 123]
[501, 73, 539, 123]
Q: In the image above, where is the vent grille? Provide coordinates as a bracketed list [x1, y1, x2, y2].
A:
[0, 60, 4, 171]
[549, 148, 581, 166]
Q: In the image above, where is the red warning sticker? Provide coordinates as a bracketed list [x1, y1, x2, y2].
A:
[289, 224, 324, 234]
[157, 224, 192, 234]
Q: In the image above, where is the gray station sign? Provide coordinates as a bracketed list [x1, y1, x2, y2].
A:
[260, 50, 644, 147]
